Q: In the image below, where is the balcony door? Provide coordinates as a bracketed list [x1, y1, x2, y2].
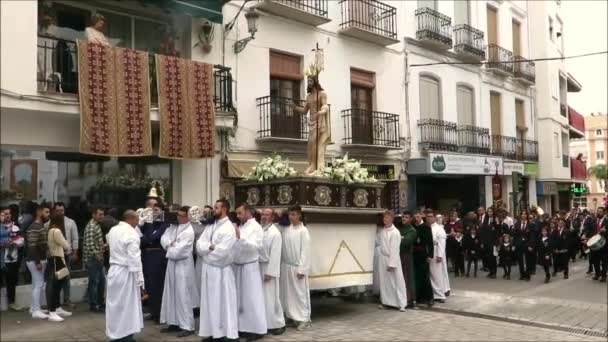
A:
[490, 91, 503, 154]
[512, 20, 522, 56]
[515, 99, 526, 159]
[350, 85, 373, 145]
[454, 0, 470, 26]
[269, 51, 303, 139]
[486, 6, 498, 45]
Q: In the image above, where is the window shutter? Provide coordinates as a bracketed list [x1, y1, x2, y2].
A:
[350, 68, 375, 89]
[270, 51, 303, 81]
[457, 86, 474, 125]
[420, 76, 440, 120]
[516, 99, 526, 130]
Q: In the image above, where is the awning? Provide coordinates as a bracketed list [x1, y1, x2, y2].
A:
[567, 72, 582, 92]
[139, 0, 224, 23]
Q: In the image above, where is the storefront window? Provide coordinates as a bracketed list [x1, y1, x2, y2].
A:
[1, 149, 171, 279]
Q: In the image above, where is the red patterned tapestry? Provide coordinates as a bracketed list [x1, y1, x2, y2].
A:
[77, 41, 152, 156]
[156, 55, 216, 159]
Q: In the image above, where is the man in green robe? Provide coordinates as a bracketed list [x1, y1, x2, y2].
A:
[398, 211, 417, 309]
[412, 210, 434, 306]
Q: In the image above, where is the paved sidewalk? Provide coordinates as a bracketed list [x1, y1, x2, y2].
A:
[1, 298, 605, 342]
[438, 260, 608, 334]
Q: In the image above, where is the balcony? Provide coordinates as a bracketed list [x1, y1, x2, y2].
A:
[36, 35, 235, 115]
[456, 125, 490, 154]
[256, 0, 330, 26]
[571, 158, 587, 180]
[415, 7, 453, 50]
[491, 135, 518, 160]
[513, 56, 535, 85]
[342, 109, 400, 149]
[453, 24, 485, 61]
[338, 0, 399, 46]
[256, 96, 309, 141]
[486, 44, 513, 76]
[516, 139, 539, 162]
[418, 119, 457, 152]
[568, 106, 585, 138]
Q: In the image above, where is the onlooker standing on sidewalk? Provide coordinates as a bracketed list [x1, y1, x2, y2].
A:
[480, 207, 499, 279]
[45, 214, 73, 322]
[83, 206, 106, 312]
[51, 202, 79, 309]
[26, 203, 50, 319]
[498, 234, 514, 279]
[0, 207, 25, 311]
[537, 225, 554, 284]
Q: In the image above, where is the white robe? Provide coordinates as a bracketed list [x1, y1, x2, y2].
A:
[372, 228, 382, 295]
[377, 225, 408, 309]
[192, 222, 206, 304]
[160, 223, 197, 331]
[105, 222, 144, 340]
[233, 218, 267, 334]
[197, 217, 239, 339]
[260, 223, 285, 330]
[429, 223, 449, 300]
[280, 223, 311, 323]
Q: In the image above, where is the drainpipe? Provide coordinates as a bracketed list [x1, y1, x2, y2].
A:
[402, 37, 412, 168]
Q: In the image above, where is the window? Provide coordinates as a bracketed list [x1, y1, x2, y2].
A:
[490, 92, 502, 135]
[549, 17, 554, 42]
[596, 129, 603, 136]
[597, 151, 605, 160]
[269, 51, 303, 139]
[561, 132, 569, 167]
[419, 75, 441, 120]
[487, 6, 498, 45]
[512, 20, 522, 56]
[351, 68, 375, 144]
[573, 197, 587, 209]
[457, 85, 475, 125]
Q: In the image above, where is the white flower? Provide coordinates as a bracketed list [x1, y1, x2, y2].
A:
[246, 154, 298, 181]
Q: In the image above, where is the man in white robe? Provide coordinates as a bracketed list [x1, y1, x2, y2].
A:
[159, 206, 197, 337]
[197, 199, 239, 340]
[377, 210, 408, 312]
[105, 210, 144, 342]
[260, 208, 285, 335]
[280, 205, 312, 331]
[427, 211, 449, 303]
[436, 214, 451, 296]
[233, 204, 267, 339]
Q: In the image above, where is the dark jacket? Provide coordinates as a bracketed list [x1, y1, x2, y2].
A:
[498, 242, 515, 266]
[537, 236, 555, 267]
[463, 233, 481, 260]
[413, 222, 434, 259]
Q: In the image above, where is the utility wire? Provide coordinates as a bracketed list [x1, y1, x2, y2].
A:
[410, 50, 608, 67]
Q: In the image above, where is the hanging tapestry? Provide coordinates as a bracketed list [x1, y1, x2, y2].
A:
[77, 41, 152, 156]
[156, 54, 216, 159]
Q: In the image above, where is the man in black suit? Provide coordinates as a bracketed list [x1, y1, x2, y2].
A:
[412, 211, 435, 306]
[513, 211, 532, 281]
[552, 218, 570, 279]
[480, 209, 498, 279]
[589, 208, 608, 282]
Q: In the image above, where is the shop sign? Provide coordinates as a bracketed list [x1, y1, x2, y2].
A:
[429, 153, 503, 175]
[557, 183, 570, 192]
[362, 164, 395, 180]
[524, 163, 538, 176]
[570, 183, 588, 195]
[537, 182, 558, 195]
[504, 162, 524, 175]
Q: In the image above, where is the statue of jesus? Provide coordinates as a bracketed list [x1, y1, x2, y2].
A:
[293, 76, 330, 175]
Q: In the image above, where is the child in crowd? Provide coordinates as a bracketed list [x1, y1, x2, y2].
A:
[498, 234, 514, 280]
[463, 226, 480, 278]
[451, 229, 465, 277]
[537, 225, 554, 283]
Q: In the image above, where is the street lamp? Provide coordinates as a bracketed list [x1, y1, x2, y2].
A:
[233, 7, 259, 54]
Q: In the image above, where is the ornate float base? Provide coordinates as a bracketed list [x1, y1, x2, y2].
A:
[235, 177, 384, 290]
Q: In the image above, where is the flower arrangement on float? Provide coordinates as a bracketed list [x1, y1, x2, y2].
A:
[322, 154, 377, 184]
[246, 154, 297, 181]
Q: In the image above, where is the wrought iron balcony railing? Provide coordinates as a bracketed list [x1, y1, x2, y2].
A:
[256, 96, 309, 140]
[491, 135, 518, 160]
[342, 109, 400, 148]
[453, 24, 485, 59]
[513, 56, 535, 83]
[486, 44, 513, 75]
[339, 0, 397, 41]
[37, 35, 235, 112]
[516, 139, 539, 161]
[418, 119, 458, 152]
[270, 0, 329, 17]
[456, 125, 490, 154]
[415, 7, 453, 47]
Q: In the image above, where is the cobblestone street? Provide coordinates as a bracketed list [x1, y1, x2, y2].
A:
[1, 259, 606, 342]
